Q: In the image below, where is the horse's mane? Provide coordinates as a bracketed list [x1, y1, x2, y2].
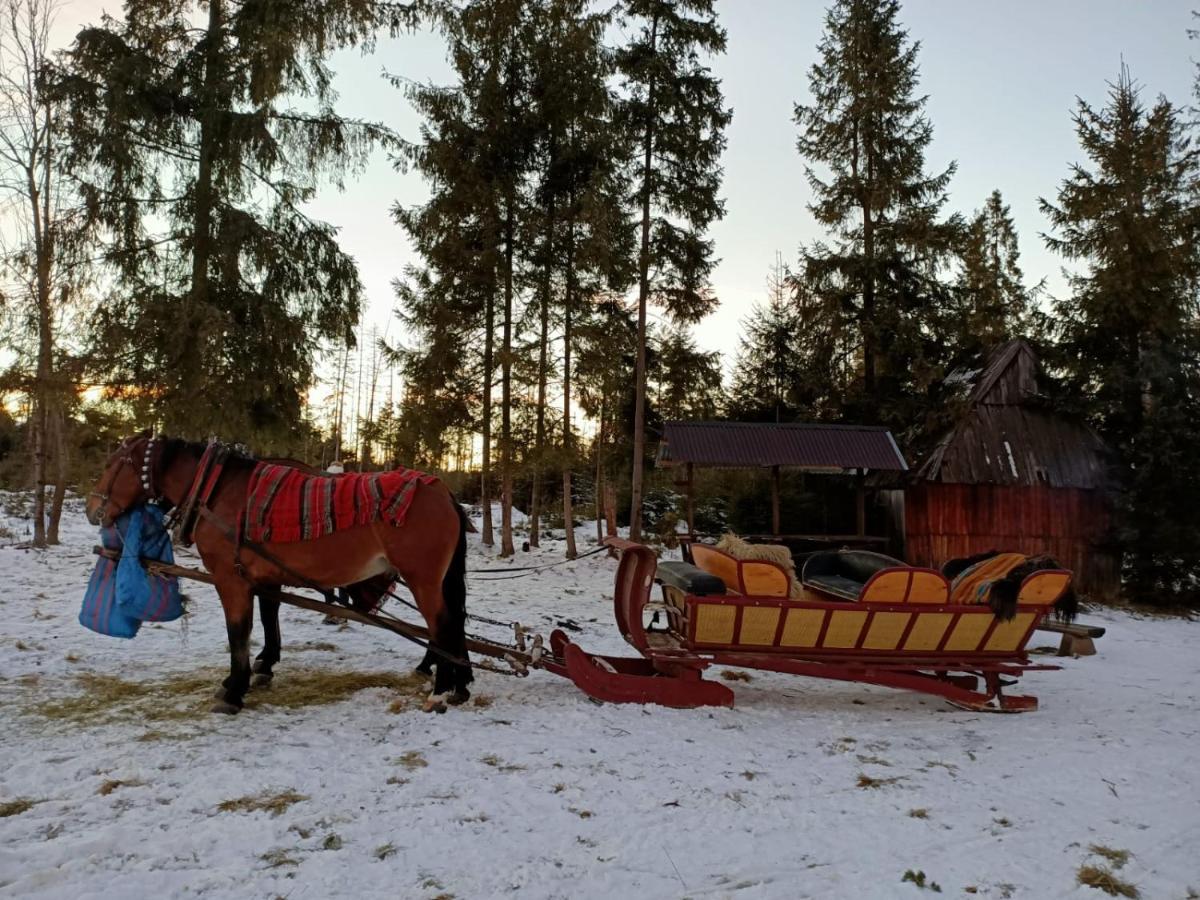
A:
[159, 437, 261, 474]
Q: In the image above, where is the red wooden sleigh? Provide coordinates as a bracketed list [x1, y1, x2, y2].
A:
[552, 538, 1072, 712]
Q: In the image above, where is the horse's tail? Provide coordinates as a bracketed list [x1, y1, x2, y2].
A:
[443, 496, 470, 660]
[1053, 583, 1078, 623]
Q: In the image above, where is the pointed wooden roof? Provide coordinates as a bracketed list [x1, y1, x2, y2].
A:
[918, 340, 1110, 488]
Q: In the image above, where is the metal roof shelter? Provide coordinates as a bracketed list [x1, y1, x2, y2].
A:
[659, 421, 907, 472]
[658, 421, 908, 542]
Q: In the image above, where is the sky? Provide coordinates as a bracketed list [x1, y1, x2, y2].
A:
[46, 0, 1200, 382]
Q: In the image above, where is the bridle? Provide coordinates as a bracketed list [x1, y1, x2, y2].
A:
[89, 433, 162, 525]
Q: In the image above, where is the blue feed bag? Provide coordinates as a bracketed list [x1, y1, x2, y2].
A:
[80, 555, 141, 639]
[79, 505, 183, 638]
[116, 505, 183, 623]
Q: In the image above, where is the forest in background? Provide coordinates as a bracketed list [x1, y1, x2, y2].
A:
[1, 0, 1198, 606]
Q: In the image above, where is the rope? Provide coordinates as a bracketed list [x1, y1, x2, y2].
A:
[469, 544, 609, 579]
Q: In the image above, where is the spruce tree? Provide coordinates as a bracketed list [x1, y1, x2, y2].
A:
[1042, 69, 1200, 605]
[794, 0, 959, 432]
[951, 189, 1038, 360]
[524, 0, 628, 555]
[395, 0, 534, 551]
[728, 255, 804, 423]
[53, 0, 410, 447]
[618, 0, 730, 540]
[652, 324, 722, 422]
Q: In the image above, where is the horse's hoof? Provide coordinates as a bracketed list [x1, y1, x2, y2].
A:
[213, 687, 228, 701]
[250, 673, 274, 689]
[422, 696, 448, 714]
[210, 701, 242, 715]
[251, 659, 267, 674]
[447, 687, 471, 706]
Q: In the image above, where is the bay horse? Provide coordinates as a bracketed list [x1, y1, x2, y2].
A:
[85, 432, 472, 713]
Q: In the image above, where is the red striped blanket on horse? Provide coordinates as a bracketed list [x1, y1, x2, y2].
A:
[242, 463, 438, 544]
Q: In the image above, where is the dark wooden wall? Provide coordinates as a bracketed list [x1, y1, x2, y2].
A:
[904, 483, 1119, 600]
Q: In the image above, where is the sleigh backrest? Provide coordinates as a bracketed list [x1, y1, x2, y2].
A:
[613, 543, 657, 653]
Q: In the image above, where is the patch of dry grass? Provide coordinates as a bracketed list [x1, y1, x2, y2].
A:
[908, 808, 929, 819]
[856, 773, 904, 789]
[719, 669, 753, 682]
[856, 754, 892, 767]
[1088, 845, 1131, 869]
[471, 695, 494, 708]
[259, 848, 300, 868]
[98, 779, 145, 796]
[480, 754, 525, 773]
[394, 751, 427, 771]
[218, 789, 308, 817]
[31, 667, 427, 725]
[1077, 864, 1139, 898]
[0, 798, 37, 817]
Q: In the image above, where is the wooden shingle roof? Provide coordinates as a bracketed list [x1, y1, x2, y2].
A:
[918, 340, 1109, 489]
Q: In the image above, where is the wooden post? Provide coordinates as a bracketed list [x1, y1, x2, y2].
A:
[771, 465, 781, 537]
[685, 462, 695, 538]
[855, 469, 866, 538]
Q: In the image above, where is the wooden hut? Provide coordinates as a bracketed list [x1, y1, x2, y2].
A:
[901, 340, 1119, 600]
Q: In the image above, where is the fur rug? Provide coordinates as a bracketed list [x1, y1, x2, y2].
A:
[716, 533, 803, 599]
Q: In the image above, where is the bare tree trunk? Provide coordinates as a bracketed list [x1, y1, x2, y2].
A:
[629, 12, 659, 543]
[561, 217, 577, 559]
[28, 69, 54, 549]
[594, 405, 604, 544]
[530, 188, 555, 549]
[499, 194, 515, 557]
[181, 0, 223, 417]
[46, 408, 67, 545]
[480, 262, 496, 547]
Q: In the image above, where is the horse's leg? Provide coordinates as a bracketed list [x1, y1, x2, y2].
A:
[408, 578, 471, 712]
[252, 588, 282, 688]
[212, 579, 255, 714]
[414, 648, 436, 677]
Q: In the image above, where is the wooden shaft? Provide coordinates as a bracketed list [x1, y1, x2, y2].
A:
[95, 549, 535, 666]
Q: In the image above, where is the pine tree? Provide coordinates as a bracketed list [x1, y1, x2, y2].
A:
[794, 0, 959, 433]
[618, 0, 731, 540]
[1042, 68, 1200, 605]
[952, 189, 1037, 360]
[53, 0, 409, 448]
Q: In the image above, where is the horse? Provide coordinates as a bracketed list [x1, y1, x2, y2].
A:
[85, 432, 472, 714]
[257, 455, 440, 676]
[942, 549, 1078, 622]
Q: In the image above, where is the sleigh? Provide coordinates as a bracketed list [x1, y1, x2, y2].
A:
[552, 538, 1073, 712]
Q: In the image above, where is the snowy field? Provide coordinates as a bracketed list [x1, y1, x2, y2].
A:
[1, 496, 1198, 899]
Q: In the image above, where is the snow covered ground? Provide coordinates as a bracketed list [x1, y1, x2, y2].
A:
[1, 496, 1198, 899]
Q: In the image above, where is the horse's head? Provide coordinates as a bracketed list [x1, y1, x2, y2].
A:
[85, 430, 163, 527]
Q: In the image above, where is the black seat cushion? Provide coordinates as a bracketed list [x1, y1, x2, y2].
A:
[657, 560, 727, 595]
[802, 550, 906, 599]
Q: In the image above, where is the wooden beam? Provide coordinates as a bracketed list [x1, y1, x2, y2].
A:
[685, 462, 695, 538]
[855, 469, 866, 537]
[771, 465, 781, 537]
